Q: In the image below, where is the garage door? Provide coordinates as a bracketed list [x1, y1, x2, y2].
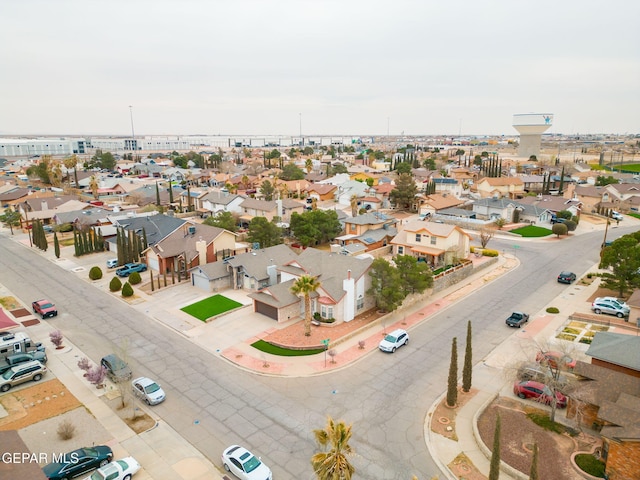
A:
[192, 272, 210, 291]
[255, 301, 278, 320]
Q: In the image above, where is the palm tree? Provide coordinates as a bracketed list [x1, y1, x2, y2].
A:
[89, 175, 99, 200]
[350, 195, 358, 217]
[290, 275, 321, 336]
[311, 416, 355, 480]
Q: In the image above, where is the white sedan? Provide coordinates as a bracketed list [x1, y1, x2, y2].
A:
[132, 376, 166, 405]
[222, 445, 272, 480]
[83, 457, 140, 480]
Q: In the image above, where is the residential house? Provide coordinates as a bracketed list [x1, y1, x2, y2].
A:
[335, 212, 397, 253]
[238, 198, 305, 225]
[433, 177, 463, 197]
[224, 244, 300, 291]
[419, 193, 465, 218]
[248, 248, 374, 323]
[371, 183, 394, 208]
[572, 185, 610, 214]
[333, 180, 371, 206]
[517, 194, 582, 219]
[390, 220, 472, 268]
[304, 183, 337, 201]
[471, 197, 553, 224]
[0, 187, 31, 207]
[109, 213, 187, 253]
[350, 172, 377, 185]
[53, 208, 112, 230]
[145, 223, 237, 275]
[605, 183, 640, 213]
[474, 177, 525, 199]
[520, 174, 545, 193]
[200, 190, 245, 215]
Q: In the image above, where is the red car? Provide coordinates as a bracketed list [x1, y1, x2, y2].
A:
[32, 299, 58, 319]
[513, 380, 567, 408]
[535, 351, 576, 370]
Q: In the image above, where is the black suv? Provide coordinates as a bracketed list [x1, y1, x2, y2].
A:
[557, 271, 576, 284]
[100, 354, 132, 382]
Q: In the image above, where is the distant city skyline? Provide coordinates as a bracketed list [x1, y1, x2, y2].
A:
[1, 1, 638, 137]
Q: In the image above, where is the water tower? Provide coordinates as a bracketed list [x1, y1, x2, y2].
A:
[512, 113, 553, 158]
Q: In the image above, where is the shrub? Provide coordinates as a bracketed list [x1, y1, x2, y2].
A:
[109, 276, 122, 292]
[49, 330, 64, 348]
[575, 454, 605, 478]
[313, 312, 321, 321]
[86, 365, 107, 386]
[546, 307, 560, 314]
[77, 357, 91, 373]
[57, 420, 76, 440]
[89, 266, 103, 280]
[482, 249, 499, 257]
[564, 220, 577, 232]
[121, 282, 134, 297]
[129, 271, 142, 285]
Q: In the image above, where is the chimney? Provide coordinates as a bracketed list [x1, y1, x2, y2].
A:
[347, 269, 351, 280]
[41, 200, 48, 210]
[196, 237, 207, 266]
[276, 199, 283, 219]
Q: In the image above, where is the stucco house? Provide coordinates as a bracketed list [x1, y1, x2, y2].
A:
[474, 177, 525, 199]
[200, 190, 245, 215]
[335, 212, 397, 253]
[390, 220, 472, 268]
[248, 248, 374, 323]
[471, 197, 554, 224]
[238, 198, 305, 225]
[418, 193, 465, 217]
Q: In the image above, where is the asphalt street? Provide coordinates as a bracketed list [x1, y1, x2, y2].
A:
[0, 224, 627, 479]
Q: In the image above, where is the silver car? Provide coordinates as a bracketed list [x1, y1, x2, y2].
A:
[0, 360, 47, 392]
[132, 376, 166, 405]
[591, 297, 630, 318]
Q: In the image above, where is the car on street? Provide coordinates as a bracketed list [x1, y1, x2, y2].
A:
[505, 311, 529, 328]
[81, 457, 140, 480]
[378, 328, 409, 353]
[557, 271, 576, 284]
[100, 354, 132, 382]
[106, 258, 119, 268]
[0, 360, 47, 392]
[513, 380, 567, 408]
[115, 263, 147, 277]
[131, 376, 166, 405]
[536, 351, 576, 370]
[32, 299, 58, 318]
[43, 446, 114, 480]
[221, 445, 272, 480]
[591, 297, 630, 318]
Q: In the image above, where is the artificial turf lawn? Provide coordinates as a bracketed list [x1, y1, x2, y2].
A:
[251, 339, 326, 356]
[509, 225, 553, 237]
[181, 294, 242, 321]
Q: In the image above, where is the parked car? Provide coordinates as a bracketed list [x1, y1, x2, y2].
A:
[550, 216, 568, 224]
[513, 380, 567, 408]
[536, 351, 576, 370]
[591, 297, 630, 318]
[115, 263, 147, 277]
[81, 457, 140, 480]
[505, 312, 529, 328]
[610, 211, 623, 221]
[0, 360, 47, 392]
[221, 445, 272, 480]
[100, 354, 132, 382]
[557, 271, 576, 284]
[0, 351, 48, 375]
[516, 362, 570, 391]
[106, 258, 119, 269]
[378, 329, 409, 353]
[132, 376, 165, 405]
[43, 446, 113, 480]
[32, 299, 58, 318]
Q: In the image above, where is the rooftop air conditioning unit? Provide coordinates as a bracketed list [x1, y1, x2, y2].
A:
[188, 225, 196, 235]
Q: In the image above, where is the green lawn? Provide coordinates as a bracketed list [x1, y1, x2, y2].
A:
[181, 294, 242, 321]
[251, 339, 326, 356]
[510, 225, 552, 237]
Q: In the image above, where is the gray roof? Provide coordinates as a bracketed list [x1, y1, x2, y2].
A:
[355, 226, 397, 244]
[438, 208, 477, 218]
[190, 261, 230, 281]
[248, 279, 300, 308]
[226, 244, 299, 281]
[240, 197, 304, 212]
[115, 214, 186, 246]
[150, 223, 228, 260]
[344, 212, 394, 226]
[54, 208, 110, 225]
[472, 198, 551, 217]
[586, 332, 640, 371]
[201, 190, 243, 206]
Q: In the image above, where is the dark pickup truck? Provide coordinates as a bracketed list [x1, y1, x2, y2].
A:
[0, 351, 48, 375]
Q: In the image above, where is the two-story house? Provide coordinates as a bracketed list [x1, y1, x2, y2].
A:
[238, 198, 305, 225]
[336, 212, 398, 253]
[390, 220, 472, 268]
[474, 177, 525, 199]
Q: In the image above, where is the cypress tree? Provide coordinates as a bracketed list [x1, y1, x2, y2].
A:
[168, 184, 174, 204]
[462, 321, 472, 392]
[558, 166, 565, 194]
[155, 181, 161, 206]
[54, 232, 60, 259]
[73, 230, 79, 257]
[117, 228, 124, 266]
[446, 337, 458, 407]
[529, 442, 538, 480]
[41, 223, 48, 251]
[142, 228, 148, 250]
[489, 414, 501, 480]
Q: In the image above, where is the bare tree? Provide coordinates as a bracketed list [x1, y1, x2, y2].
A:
[479, 228, 495, 249]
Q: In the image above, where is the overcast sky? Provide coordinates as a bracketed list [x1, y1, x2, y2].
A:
[1, 0, 638, 138]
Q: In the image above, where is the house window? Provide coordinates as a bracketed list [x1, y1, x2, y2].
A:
[357, 295, 364, 310]
[398, 246, 404, 255]
[415, 234, 422, 242]
[321, 305, 333, 319]
[430, 236, 437, 245]
[351, 224, 356, 232]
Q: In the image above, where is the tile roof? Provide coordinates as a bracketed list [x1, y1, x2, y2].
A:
[225, 244, 299, 281]
[150, 223, 228, 260]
